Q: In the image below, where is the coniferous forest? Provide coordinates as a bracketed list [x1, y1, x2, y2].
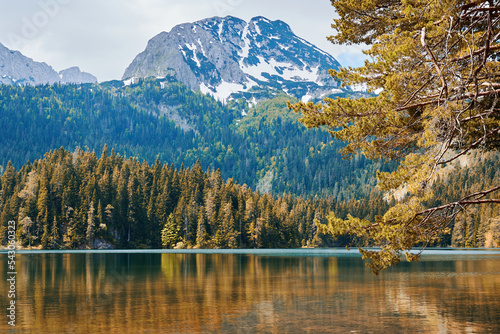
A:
[0, 77, 498, 249]
[0, 146, 375, 249]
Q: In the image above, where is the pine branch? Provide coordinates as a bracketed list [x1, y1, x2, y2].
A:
[395, 89, 500, 111]
[418, 185, 500, 217]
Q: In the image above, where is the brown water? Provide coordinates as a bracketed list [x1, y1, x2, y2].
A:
[1, 249, 500, 333]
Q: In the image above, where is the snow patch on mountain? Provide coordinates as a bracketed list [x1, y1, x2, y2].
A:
[242, 57, 320, 84]
[200, 78, 258, 102]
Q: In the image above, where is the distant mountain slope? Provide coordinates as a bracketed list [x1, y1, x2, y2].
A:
[0, 42, 97, 85]
[58, 66, 97, 84]
[0, 42, 60, 85]
[123, 16, 348, 102]
[0, 77, 387, 200]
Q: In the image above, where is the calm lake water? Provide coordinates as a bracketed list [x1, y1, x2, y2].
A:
[1, 249, 500, 333]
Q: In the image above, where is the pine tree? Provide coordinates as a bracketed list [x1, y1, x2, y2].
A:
[104, 204, 114, 227]
[36, 170, 51, 242]
[214, 202, 240, 248]
[50, 216, 60, 249]
[161, 213, 181, 249]
[195, 206, 208, 248]
[97, 200, 104, 232]
[86, 201, 96, 247]
[127, 173, 143, 246]
[290, 0, 500, 273]
[20, 216, 34, 248]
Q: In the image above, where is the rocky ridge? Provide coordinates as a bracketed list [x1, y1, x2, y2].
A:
[123, 16, 349, 102]
[0, 42, 97, 85]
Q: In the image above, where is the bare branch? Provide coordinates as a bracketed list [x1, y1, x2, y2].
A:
[395, 89, 500, 111]
[450, 44, 500, 62]
[467, 6, 500, 13]
[438, 128, 500, 165]
[461, 0, 491, 12]
[421, 27, 448, 99]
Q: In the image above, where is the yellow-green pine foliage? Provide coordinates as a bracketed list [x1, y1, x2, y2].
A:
[290, 0, 500, 273]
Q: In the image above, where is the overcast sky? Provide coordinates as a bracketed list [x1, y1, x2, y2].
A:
[0, 0, 368, 82]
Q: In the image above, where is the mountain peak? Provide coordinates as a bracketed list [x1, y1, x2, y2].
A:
[59, 66, 98, 84]
[123, 15, 345, 102]
[0, 43, 60, 86]
[0, 43, 98, 85]
[249, 16, 292, 32]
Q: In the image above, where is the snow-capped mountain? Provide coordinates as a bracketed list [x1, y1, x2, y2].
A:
[123, 16, 348, 102]
[0, 42, 97, 85]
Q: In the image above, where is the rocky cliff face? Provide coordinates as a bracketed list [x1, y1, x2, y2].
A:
[0, 43, 97, 85]
[59, 66, 97, 84]
[123, 16, 348, 102]
[0, 42, 61, 85]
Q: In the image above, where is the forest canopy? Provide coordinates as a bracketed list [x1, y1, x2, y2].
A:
[289, 0, 500, 273]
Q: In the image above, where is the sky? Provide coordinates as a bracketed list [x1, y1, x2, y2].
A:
[0, 0, 368, 82]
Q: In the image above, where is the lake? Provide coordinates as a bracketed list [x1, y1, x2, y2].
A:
[1, 249, 500, 333]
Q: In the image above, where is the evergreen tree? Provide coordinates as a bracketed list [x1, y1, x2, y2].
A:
[0, 146, 496, 251]
[50, 216, 60, 249]
[161, 213, 181, 249]
[20, 216, 34, 248]
[86, 201, 96, 247]
[215, 202, 239, 248]
[104, 204, 114, 228]
[290, 0, 500, 273]
[196, 206, 208, 248]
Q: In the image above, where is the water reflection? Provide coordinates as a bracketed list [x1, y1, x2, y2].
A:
[0, 252, 499, 333]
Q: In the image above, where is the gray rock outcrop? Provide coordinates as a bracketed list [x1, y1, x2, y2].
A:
[0, 42, 98, 85]
[123, 16, 347, 102]
[0, 42, 61, 85]
[59, 66, 97, 84]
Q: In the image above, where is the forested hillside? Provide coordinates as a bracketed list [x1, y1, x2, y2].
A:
[0, 77, 386, 200]
[0, 147, 497, 250]
[428, 151, 500, 248]
[0, 147, 361, 249]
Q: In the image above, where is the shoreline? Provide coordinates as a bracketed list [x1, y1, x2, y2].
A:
[2, 247, 500, 256]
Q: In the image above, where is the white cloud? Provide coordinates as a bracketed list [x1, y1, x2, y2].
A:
[0, 0, 368, 82]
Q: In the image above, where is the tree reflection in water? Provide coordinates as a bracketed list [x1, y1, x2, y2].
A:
[1, 251, 499, 333]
